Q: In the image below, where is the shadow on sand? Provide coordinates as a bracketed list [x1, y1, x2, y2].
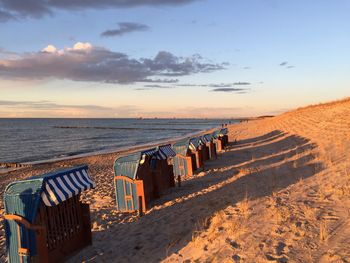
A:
[80, 130, 324, 262]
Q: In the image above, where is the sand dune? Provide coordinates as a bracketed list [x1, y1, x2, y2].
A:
[1, 98, 350, 262]
[163, 98, 350, 262]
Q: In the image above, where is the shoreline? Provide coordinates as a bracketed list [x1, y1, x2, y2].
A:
[0, 125, 224, 174]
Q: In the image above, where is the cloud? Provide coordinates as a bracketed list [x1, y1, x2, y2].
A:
[0, 42, 226, 83]
[171, 82, 251, 93]
[0, 99, 113, 110]
[176, 82, 250, 88]
[0, 0, 199, 21]
[134, 82, 252, 92]
[42, 44, 57, 53]
[207, 83, 250, 88]
[134, 88, 149, 91]
[279, 61, 295, 68]
[210, 88, 247, 93]
[279, 61, 288, 66]
[205, 83, 232, 88]
[141, 52, 226, 77]
[234, 82, 250, 85]
[142, 106, 254, 118]
[0, 47, 19, 59]
[139, 78, 179, 83]
[135, 84, 176, 90]
[0, 9, 14, 22]
[175, 83, 199, 87]
[101, 22, 149, 37]
[143, 84, 174, 88]
[0, 100, 140, 117]
[0, 100, 262, 118]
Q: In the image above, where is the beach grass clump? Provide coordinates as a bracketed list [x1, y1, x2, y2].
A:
[192, 216, 211, 244]
[237, 192, 250, 220]
[319, 220, 328, 242]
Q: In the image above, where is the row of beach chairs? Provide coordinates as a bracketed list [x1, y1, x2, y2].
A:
[3, 128, 228, 263]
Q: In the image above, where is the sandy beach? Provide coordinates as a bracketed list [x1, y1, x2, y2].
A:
[1, 98, 350, 262]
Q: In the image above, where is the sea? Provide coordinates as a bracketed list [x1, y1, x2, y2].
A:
[0, 118, 236, 164]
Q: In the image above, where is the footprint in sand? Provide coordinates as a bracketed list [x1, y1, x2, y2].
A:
[225, 238, 241, 249]
[265, 253, 289, 263]
[261, 240, 290, 263]
[232, 254, 242, 262]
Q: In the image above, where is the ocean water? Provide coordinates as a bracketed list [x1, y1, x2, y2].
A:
[0, 118, 235, 163]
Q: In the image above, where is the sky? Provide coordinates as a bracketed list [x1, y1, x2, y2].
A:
[0, 0, 349, 118]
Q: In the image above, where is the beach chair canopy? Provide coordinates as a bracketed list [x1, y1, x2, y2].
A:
[158, 144, 176, 159]
[213, 128, 228, 139]
[212, 130, 220, 139]
[114, 145, 177, 179]
[4, 165, 95, 223]
[220, 128, 228, 135]
[172, 138, 191, 156]
[189, 137, 203, 150]
[141, 145, 176, 160]
[114, 152, 142, 180]
[201, 134, 213, 144]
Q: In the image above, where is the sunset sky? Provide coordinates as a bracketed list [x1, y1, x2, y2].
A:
[0, 0, 349, 118]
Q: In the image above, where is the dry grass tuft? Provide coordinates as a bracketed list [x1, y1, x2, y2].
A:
[271, 171, 279, 190]
[192, 217, 211, 244]
[293, 159, 299, 169]
[298, 176, 304, 186]
[165, 236, 181, 257]
[237, 191, 250, 220]
[251, 153, 256, 163]
[225, 215, 244, 237]
[205, 245, 233, 263]
[290, 96, 350, 113]
[206, 211, 227, 243]
[339, 183, 350, 197]
[345, 164, 350, 178]
[319, 220, 328, 242]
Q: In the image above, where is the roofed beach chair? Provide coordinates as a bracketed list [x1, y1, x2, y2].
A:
[172, 138, 197, 178]
[201, 133, 217, 160]
[114, 146, 176, 213]
[172, 136, 206, 177]
[213, 128, 229, 152]
[189, 137, 205, 170]
[154, 144, 177, 193]
[220, 128, 229, 148]
[3, 165, 95, 263]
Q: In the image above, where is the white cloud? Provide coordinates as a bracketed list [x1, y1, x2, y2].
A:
[72, 42, 92, 51]
[42, 44, 57, 53]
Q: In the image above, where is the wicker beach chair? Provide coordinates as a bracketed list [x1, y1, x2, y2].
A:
[114, 145, 176, 213]
[201, 133, 218, 160]
[3, 165, 95, 263]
